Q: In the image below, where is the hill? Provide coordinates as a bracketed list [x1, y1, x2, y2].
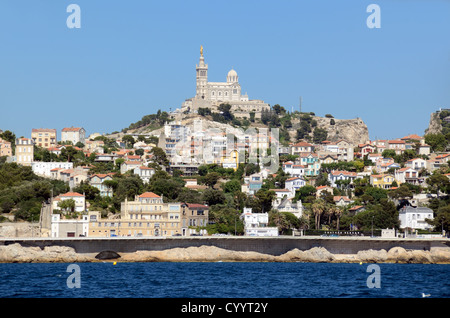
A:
[115, 106, 370, 146]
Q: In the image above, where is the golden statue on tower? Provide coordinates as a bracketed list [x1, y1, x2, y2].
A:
[200, 45, 203, 57]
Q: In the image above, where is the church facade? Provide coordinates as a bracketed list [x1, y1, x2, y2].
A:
[181, 47, 270, 117]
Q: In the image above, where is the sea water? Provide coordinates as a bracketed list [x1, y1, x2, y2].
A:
[0, 262, 448, 298]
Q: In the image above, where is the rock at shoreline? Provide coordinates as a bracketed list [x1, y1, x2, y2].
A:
[0, 243, 449, 264]
[0, 243, 90, 263]
[277, 247, 335, 262]
[120, 246, 277, 262]
[357, 249, 388, 263]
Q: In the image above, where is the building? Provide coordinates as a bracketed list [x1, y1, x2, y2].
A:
[0, 137, 12, 157]
[370, 174, 395, 189]
[282, 161, 305, 178]
[181, 46, 270, 117]
[405, 158, 427, 171]
[134, 166, 155, 183]
[51, 214, 89, 238]
[272, 197, 303, 219]
[291, 141, 315, 156]
[31, 161, 74, 178]
[180, 202, 209, 236]
[120, 161, 142, 174]
[399, 206, 434, 230]
[31, 128, 57, 148]
[15, 138, 34, 166]
[61, 127, 86, 145]
[91, 192, 183, 237]
[240, 207, 278, 237]
[88, 173, 115, 197]
[359, 143, 377, 156]
[285, 177, 307, 196]
[245, 173, 264, 195]
[298, 153, 320, 176]
[333, 196, 354, 207]
[387, 140, 406, 155]
[394, 167, 421, 185]
[328, 170, 358, 188]
[53, 192, 86, 213]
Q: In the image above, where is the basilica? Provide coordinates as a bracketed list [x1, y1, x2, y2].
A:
[181, 47, 270, 117]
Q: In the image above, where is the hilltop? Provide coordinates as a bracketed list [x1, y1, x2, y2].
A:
[114, 106, 370, 146]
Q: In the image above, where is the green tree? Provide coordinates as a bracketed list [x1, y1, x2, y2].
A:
[223, 179, 241, 194]
[204, 172, 221, 188]
[311, 199, 326, 230]
[427, 172, 450, 197]
[425, 133, 447, 152]
[313, 128, 328, 144]
[202, 188, 226, 206]
[150, 147, 169, 167]
[122, 135, 136, 148]
[58, 199, 75, 213]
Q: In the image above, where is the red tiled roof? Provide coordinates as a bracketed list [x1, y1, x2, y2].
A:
[138, 192, 160, 198]
[60, 192, 84, 197]
[62, 127, 83, 132]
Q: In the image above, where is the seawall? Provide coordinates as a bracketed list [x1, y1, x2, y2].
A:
[1, 236, 449, 255]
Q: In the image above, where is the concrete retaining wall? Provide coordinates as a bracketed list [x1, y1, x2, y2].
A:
[1, 236, 449, 255]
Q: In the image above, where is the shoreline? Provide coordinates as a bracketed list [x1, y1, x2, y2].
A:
[1, 243, 450, 264]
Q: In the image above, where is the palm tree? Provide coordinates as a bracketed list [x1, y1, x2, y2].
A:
[311, 199, 326, 230]
[335, 206, 345, 230]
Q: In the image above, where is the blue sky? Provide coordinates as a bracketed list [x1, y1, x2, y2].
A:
[0, 0, 449, 141]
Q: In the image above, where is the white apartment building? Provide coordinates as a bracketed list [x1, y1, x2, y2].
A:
[31, 161, 74, 177]
[241, 207, 278, 237]
[134, 166, 155, 183]
[399, 206, 434, 230]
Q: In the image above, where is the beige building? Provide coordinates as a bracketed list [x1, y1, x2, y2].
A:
[31, 128, 57, 148]
[61, 127, 86, 145]
[88, 192, 182, 237]
[0, 137, 12, 157]
[15, 138, 34, 166]
[180, 203, 209, 236]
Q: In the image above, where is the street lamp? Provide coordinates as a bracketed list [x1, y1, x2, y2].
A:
[371, 215, 374, 237]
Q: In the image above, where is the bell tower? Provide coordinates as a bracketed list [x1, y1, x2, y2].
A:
[196, 46, 208, 100]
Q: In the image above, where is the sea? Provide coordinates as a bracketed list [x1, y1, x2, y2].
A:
[0, 262, 448, 313]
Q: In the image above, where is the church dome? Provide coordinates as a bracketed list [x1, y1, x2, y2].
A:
[228, 69, 237, 77]
[227, 69, 238, 82]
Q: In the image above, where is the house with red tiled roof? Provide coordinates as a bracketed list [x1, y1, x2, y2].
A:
[282, 161, 306, 177]
[61, 127, 86, 145]
[120, 160, 142, 174]
[181, 202, 209, 235]
[52, 192, 86, 212]
[285, 177, 307, 196]
[315, 185, 334, 198]
[394, 167, 421, 185]
[88, 173, 115, 197]
[291, 141, 314, 155]
[333, 196, 354, 206]
[358, 143, 377, 156]
[387, 139, 406, 155]
[134, 166, 155, 183]
[328, 170, 358, 187]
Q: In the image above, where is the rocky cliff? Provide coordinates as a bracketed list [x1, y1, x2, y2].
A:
[425, 111, 443, 135]
[312, 116, 369, 144]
